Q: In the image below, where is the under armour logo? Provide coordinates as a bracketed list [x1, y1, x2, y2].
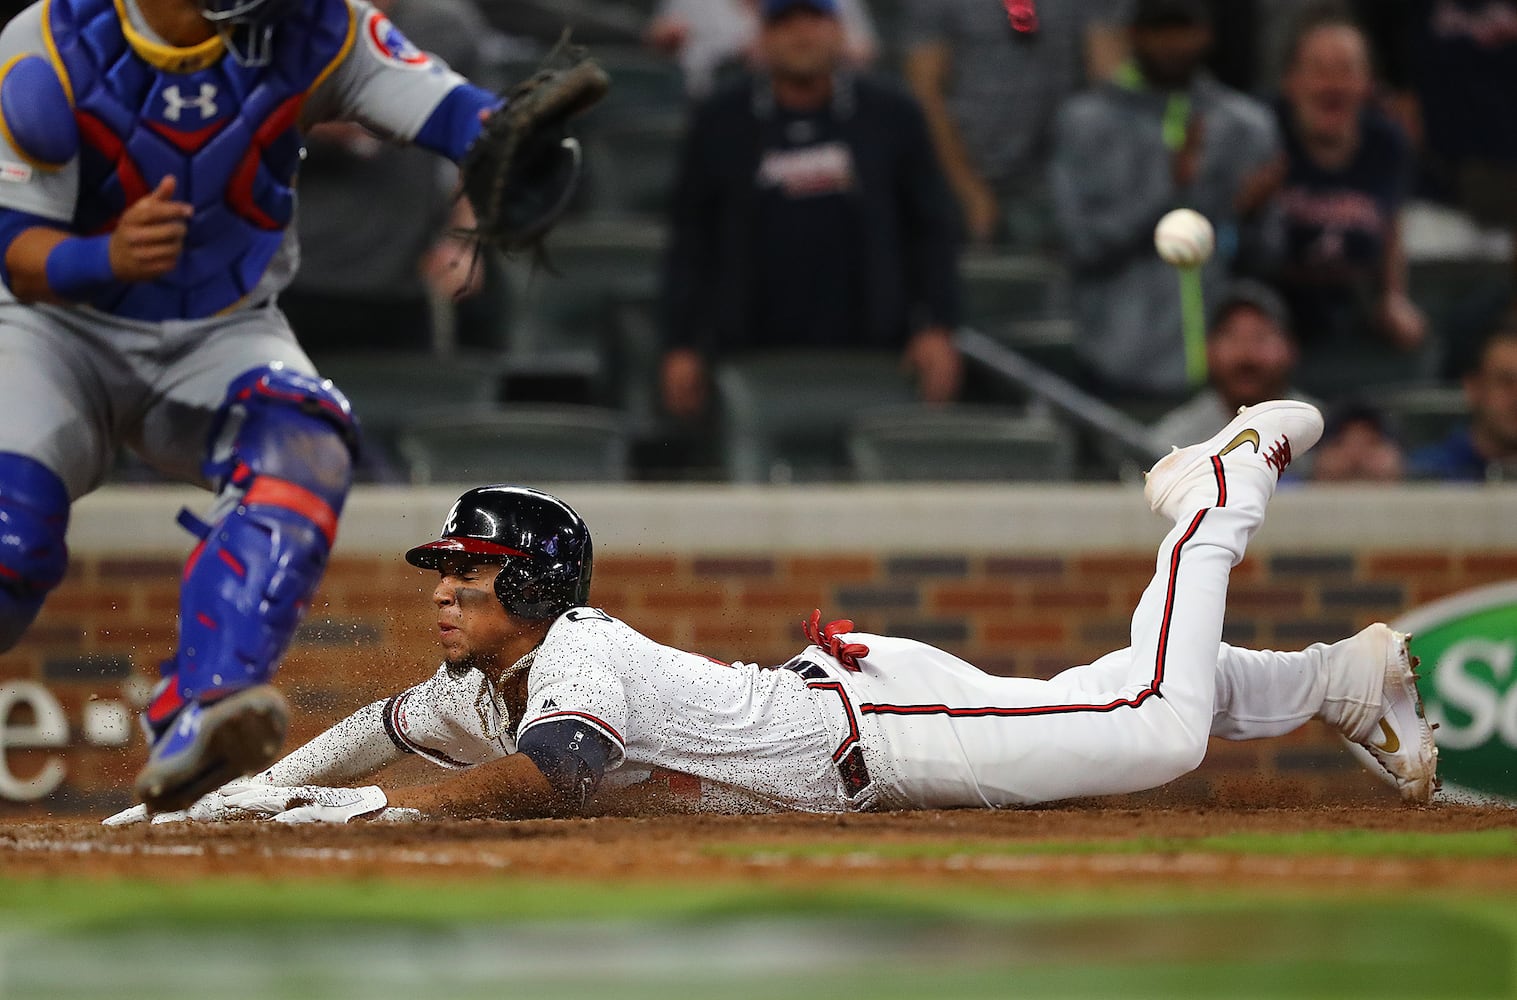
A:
[163, 83, 218, 122]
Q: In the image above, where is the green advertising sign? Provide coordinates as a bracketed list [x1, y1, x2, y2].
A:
[1397, 581, 1517, 804]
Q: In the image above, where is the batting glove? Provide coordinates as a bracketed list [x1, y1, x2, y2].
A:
[102, 778, 263, 826]
[224, 783, 390, 824]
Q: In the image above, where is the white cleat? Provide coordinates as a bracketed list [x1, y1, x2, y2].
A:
[1144, 400, 1324, 521]
[1338, 625, 1440, 806]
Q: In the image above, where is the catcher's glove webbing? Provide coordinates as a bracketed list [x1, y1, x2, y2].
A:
[459, 35, 610, 254]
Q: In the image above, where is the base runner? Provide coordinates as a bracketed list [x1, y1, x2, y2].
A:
[106, 400, 1439, 826]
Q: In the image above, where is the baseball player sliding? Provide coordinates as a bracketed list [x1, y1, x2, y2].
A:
[0, 0, 604, 813]
[108, 401, 1440, 826]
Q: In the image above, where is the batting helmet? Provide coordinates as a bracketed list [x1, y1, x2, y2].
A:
[405, 486, 594, 620]
[198, 0, 299, 66]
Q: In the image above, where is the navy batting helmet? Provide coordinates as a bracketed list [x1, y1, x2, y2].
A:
[198, 0, 299, 66]
[405, 486, 594, 620]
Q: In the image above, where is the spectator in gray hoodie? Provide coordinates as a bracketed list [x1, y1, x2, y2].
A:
[1051, 0, 1282, 400]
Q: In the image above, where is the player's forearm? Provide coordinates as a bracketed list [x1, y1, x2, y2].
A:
[385, 752, 569, 820]
[260, 700, 403, 786]
[3, 226, 72, 304]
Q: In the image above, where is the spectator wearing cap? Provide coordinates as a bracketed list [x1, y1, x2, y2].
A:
[1275, 6, 1426, 358]
[660, 0, 963, 420]
[902, 0, 1126, 248]
[1151, 281, 1314, 447]
[1051, 0, 1284, 400]
[1311, 402, 1407, 482]
[646, 0, 878, 99]
[1410, 328, 1517, 482]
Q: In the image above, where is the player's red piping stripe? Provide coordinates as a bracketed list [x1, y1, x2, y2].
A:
[145, 117, 226, 154]
[1211, 455, 1227, 508]
[861, 509, 1211, 720]
[195, 612, 217, 630]
[807, 680, 860, 761]
[243, 477, 339, 547]
[384, 692, 474, 768]
[0, 564, 16, 581]
[217, 549, 246, 577]
[521, 710, 625, 747]
[226, 94, 303, 231]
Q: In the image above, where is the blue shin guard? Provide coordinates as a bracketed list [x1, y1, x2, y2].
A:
[0, 454, 69, 651]
[138, 366, 356, 810]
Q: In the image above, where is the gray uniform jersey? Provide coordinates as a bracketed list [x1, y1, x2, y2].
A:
[0, 0, 468, 496]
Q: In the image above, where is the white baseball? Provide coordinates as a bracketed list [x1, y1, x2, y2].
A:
[1154, 208, 1215, 269]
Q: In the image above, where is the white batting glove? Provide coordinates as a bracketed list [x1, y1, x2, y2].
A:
[224, 783, 389, 824]
[102, 778, 263, 826]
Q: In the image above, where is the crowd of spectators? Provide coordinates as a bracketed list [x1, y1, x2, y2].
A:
[4, 0, 1509, 485]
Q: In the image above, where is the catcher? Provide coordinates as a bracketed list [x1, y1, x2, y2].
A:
[107, 402, 1439, 826]
[0, 0, 606, 815]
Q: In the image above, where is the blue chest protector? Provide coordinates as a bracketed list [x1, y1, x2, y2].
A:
[46, 0, 354, 321]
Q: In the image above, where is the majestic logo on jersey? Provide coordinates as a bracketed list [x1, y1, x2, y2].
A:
[364, 12, 430, 68]
[162, 83, 219, 122]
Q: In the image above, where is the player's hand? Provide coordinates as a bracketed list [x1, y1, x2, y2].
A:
[903, 327, 963, 404]
[109, 176, 191, 283]
[661, 348, 708, 420]
[224, 783, 390, 824]
[102, 777, 262, 825]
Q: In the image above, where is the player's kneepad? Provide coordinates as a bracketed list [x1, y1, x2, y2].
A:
[0, 56, 78, 168]
[0, 453, 70, 648]
[205, 364, 359, 493]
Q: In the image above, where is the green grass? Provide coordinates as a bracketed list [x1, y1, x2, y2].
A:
[3, 827, 1517, 999]
[706, 828, 1517, 862]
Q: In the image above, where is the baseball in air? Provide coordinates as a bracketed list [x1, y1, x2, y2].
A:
[1154, 208, 1215, 268]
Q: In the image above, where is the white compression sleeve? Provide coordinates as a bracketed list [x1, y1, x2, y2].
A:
[260, 700, 403, 786]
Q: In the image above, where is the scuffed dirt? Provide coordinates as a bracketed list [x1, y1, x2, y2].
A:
[1, 804, 1513, 892]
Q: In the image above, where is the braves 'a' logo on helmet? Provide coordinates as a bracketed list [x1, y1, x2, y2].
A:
[364, 12, 431, 68]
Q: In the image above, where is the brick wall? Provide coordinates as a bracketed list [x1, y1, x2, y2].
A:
[6, 544, 1513, 817]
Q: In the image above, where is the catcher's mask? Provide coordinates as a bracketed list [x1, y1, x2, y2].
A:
[198, 0, 298, 66]
[406, 486, 594, 620]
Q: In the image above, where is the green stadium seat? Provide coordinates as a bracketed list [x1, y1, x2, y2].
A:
[848, 405, 1077, 482]
[714, 351, 917, 483]
[584, 115, 683, 219]
[959, 252, 1072, 325]
[1376, 384, 1471, 452]
[312, 352, 503, 441]
[395, 405, 631, 484]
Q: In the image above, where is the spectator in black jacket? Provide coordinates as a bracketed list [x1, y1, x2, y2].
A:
[660, 0, 963, 420]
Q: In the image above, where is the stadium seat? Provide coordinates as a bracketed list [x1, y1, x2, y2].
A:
[714, 352, 917, 483]
[1376, 384, 1471, 452]
[959, 252, 1072, 325]
[395, 405, 631, 484]
[584, 115, 684, 219]
[848, 405, 1078, 482]
[313, 352, 503, 440]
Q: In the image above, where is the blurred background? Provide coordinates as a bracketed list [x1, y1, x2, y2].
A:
[25, 0, 1513, 492]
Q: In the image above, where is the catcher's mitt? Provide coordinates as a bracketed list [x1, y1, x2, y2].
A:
[460, 38, 610, 254]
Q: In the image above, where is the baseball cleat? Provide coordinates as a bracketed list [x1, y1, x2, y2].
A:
[1144, 400, 1324, 521]
[1338, 626, 1440, 805]
[135, 685, 288, 814]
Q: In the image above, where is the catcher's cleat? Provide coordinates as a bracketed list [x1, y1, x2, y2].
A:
[135, 685, 288, 814]
[1144, 400, 1324, 521]
[1336, 626, 1440, 806]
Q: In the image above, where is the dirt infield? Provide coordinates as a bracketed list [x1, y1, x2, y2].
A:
[3, 803, 1513, 891]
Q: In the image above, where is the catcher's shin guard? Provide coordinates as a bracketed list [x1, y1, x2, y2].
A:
[139, 366, 355, 808]
[0, 453, 69, 651]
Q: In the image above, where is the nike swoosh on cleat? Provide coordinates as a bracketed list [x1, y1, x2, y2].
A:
[1369, 719, 1400, 754]
[1220, 429, 1261, 456]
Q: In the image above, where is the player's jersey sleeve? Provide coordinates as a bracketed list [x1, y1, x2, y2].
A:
[517, 613, 630, 769]
[382, 663, 516, 769]
[303, 0, 467, 142]
[0, 3, 79, 223]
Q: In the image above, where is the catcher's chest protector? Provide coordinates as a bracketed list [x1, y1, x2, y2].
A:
[45, 0, 353, 321]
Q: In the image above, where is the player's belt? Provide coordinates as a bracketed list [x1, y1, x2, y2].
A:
[784, 658, 873, 799]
